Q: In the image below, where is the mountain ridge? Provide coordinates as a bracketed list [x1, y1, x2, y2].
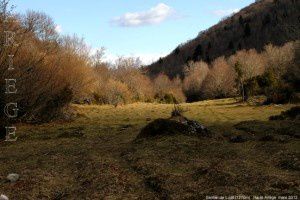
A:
[146, 0, 300, 78]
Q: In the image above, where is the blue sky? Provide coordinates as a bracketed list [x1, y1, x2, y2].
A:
[11, 0, 254, 64]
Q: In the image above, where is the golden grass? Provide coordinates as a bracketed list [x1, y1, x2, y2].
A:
[0, 98, 299, 199]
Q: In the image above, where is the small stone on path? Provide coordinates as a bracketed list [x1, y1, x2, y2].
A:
[0, 194, 9, 200]
[6, 173, 19, 183]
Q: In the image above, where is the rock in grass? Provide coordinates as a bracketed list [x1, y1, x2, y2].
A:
[0, 194, 9, 200]
[136, 117, 209, 139]
[6, 173, 19, 183]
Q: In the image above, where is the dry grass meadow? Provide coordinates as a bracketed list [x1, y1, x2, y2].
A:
[0, 98, 299, 199]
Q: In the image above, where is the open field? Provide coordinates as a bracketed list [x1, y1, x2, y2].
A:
[0, 98, 299, 199]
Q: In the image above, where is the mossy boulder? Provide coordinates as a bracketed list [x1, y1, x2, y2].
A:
[137, 117, 209, 139]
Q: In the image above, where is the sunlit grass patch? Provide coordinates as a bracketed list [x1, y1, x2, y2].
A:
[1, 99, 299, 198]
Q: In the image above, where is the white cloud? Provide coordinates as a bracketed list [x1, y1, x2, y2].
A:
[111, 3, 176, 27]
[213, 8, 240, 17]
[55, 25, 62, 33]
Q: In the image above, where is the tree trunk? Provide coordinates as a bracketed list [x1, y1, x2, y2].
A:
[240, 81, 245, 102]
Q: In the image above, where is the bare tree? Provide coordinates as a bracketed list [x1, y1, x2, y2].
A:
[263, 42, 295, 79]
[228, 49, 265, 101]
[154, 73, 185, 103]
[183, 61, 209, 101]
[202, 57, 236, 99]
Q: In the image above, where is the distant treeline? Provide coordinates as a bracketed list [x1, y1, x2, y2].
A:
[92, 41, 300, 106]
[181, 41, 299, 103]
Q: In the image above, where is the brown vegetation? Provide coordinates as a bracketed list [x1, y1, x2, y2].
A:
[153, 73, 186, 103]
[0, 0, 299, 134]
[179, 41, 298, 102]
[183, 61, 208, 102]
[202, 57, 236, 99]
[0, 6, 93, 124]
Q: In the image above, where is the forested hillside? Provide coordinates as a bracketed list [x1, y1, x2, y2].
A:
[147, 0, 300, 78]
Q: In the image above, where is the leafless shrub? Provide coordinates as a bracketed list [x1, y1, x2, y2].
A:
[263, 42, 295, 79]
[183, 61, 209, 101]
[0, 6, 94, 122]
[202, 57, 236, 99]
[154, 74, 186, 103]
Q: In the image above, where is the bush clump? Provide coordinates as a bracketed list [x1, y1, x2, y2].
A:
[269, 106, 300, 121]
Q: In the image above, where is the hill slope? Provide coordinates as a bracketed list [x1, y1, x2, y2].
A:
[146, 0, 300, 78]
